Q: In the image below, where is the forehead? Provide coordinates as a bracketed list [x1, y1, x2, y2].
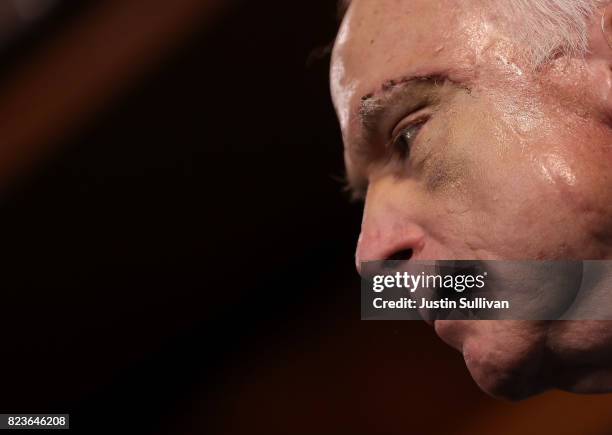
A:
[331, 0, 492, 131]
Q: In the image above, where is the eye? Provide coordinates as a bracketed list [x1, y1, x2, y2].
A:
[391, 121, 425, 161]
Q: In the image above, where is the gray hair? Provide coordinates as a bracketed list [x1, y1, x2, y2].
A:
[494, 0, 603, 65]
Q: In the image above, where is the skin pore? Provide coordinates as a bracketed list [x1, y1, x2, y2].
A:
[332, 0, 612, 399]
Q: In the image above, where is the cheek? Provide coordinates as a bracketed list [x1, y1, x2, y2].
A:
[421, 105, 590, 257]
[555, 131, 612, 250]
[403, 94, 612, 259]
[513, 124, 612, 257]
[463, 151, 592, 258]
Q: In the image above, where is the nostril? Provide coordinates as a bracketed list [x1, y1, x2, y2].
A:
[386, 249, 414, 262]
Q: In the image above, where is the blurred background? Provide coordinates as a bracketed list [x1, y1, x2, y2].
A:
[0, 1, 611, 434]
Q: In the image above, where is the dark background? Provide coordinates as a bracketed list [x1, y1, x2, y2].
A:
[0, 1, 610, 434]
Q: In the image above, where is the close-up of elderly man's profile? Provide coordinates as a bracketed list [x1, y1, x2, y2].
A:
[331, 0, 612, 400]
[12, 0, 612, 431]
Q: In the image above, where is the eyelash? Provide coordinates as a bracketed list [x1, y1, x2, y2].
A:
[348, 115, 429, 201]
[390, 120, 426, 161]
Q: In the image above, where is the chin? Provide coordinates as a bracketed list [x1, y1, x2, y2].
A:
[434, 319, 552, 400]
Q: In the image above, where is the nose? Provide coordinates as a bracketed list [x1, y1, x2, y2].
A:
[355, 216, 426, 276]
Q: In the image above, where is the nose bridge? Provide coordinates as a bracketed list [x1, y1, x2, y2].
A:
[356, 181, 426, 271]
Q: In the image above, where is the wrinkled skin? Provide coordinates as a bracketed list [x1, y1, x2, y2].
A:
[331, 0, 612, 399]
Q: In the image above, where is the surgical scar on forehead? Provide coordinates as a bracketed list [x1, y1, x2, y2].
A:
[358, 74, 468, 123]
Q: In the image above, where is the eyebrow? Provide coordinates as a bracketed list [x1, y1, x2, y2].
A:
[349, 75, 448, 163]
[358, 74, 448, 136]
[345, 74, 457, 198]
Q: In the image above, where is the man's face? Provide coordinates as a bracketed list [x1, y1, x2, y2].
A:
[331, 0, 612, 398]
